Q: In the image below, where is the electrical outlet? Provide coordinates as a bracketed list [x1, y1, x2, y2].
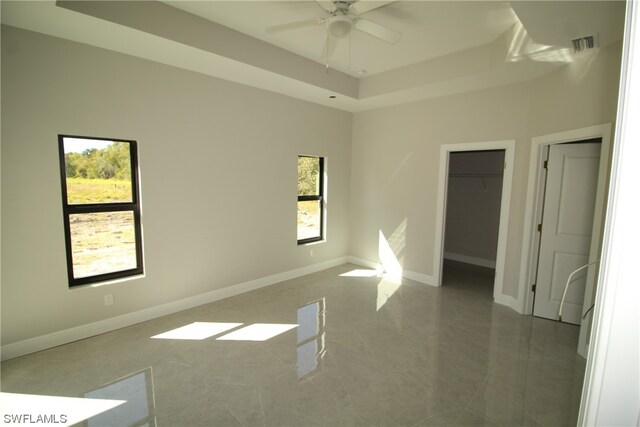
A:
[309, 249, 314, 257]
[104, 294, 114, 306]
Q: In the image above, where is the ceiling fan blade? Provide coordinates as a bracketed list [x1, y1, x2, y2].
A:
[321, 35, 338, 59]
[350, 0, 397, 16]
[315, 0, 336, 14]
[354, 18, 402, 43]
[266, 19, 323, 34]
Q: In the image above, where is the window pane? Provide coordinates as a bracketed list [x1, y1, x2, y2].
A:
[298, 156, 320, 196]
[297, 200, 321, 240]
[62, 137, 133, 204]
[69, 211, 137, 279]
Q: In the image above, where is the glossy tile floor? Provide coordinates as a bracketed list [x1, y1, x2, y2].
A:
[1, 262, 586, 426]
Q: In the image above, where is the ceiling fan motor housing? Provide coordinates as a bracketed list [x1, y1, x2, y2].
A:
[333, 0, 355, 13]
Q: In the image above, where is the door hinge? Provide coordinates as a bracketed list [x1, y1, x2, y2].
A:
[537, 223, 543, 232]
[543, 160, 548, 169]
[531, 284, 537, 292]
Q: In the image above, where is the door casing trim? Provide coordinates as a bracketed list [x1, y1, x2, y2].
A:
[433, 140, 515, 306]
[518, 123, 612, 355]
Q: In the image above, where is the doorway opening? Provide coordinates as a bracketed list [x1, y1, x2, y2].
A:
[520, 123, 612, 358]
[442, 150, 505, 298]
[433, 140, 515, 307]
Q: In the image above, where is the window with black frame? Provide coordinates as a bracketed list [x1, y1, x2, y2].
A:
[58, 135, 143, 286]
[297, 155, 324, 244]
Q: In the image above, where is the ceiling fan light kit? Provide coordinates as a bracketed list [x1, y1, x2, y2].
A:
[328, 16, 353, 38]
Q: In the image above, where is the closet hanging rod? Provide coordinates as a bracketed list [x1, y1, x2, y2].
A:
[448, 173, 503, 178]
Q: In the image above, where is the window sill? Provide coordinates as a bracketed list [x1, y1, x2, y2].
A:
[297, 239, 325, 246]
[69, 273, 145, 290]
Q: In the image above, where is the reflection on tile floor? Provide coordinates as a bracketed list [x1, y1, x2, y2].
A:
[1, 262, 585, 426]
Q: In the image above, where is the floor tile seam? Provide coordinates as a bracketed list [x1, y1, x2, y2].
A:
[409, 404, 467, 427]
[321, 348, 405, 392]
[464, 377, 530, 414]
[333, 368, 356, 412]
[463, 405, 531, 427]
[210, 386, 264, 425]
[299, 377, 364, 421]
[256, 387, 267, 427]
[519, 403, 575, 427]
[327, 339, 397, 369]
[458, 369, 493, 414]
[328, 353, 417, 379]
[266, 399, 339, 427]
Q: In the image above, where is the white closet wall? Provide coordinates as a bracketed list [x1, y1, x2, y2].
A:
[444, 150, 505, 268]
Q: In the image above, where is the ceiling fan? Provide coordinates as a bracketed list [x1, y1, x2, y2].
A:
[267, 0, 402, 58]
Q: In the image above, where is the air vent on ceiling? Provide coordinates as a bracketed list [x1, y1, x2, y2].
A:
[572, 35, 599, 54]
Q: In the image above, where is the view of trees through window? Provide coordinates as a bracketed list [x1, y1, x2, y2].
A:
[64, 141, 132, 204]
[297, 156, 324, 243]
[60, 136, 142, 285]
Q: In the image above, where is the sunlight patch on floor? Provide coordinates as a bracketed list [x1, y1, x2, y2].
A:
[0, 392, 125, 427]
[151, 322, 242, 340]
[377, 277, 403, 311]
[340, 269, 380, 277]
[217, 324, 298, 342]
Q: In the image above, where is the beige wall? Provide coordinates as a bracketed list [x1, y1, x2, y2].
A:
[528, 44, 622, 136]
[0, 26, 352, 345]
[350, 83, 531, 297]
[350, 40, 622, 300]
[0, 24, 623, 348]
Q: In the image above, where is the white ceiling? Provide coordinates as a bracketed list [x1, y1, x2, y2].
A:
[0, 1, 626, 112]
[162, 1, 520, 77]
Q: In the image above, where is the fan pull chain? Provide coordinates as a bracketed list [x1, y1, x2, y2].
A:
[325, 31, 330, 73]
[348, 30, 352, 74]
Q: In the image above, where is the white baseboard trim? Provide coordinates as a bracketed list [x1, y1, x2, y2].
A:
[1, 257, 348, 361]
[346, 256, 381, 271]
[403, 270, 437, 286]
[494, 294, 523, 313]
[349, 255, 521, 310]
[346, 256, 436, 287]
[349, 256, 521, 309]
[444, 252, 496, 269]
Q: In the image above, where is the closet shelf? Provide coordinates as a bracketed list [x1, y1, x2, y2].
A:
[448, 173, 503, 178]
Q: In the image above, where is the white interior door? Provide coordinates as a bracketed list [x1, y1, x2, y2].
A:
[533, 142, 601, 324]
